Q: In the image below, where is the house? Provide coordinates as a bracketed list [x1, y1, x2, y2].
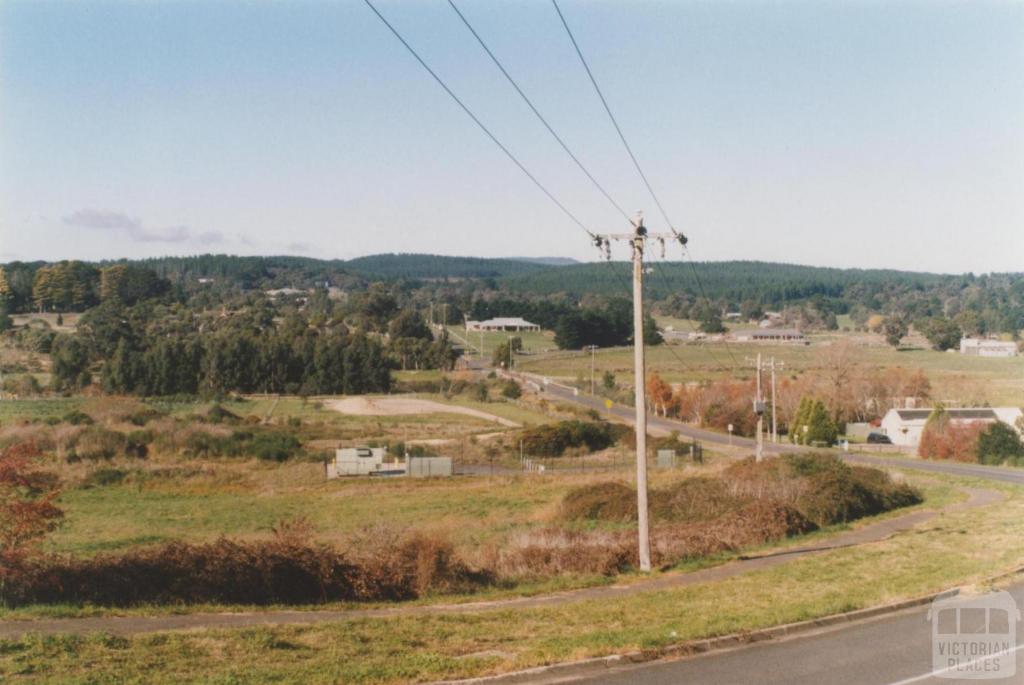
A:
[879, 407, 1022, 447]
[731, 328, 807, 344]
[465, 317, 541, 332]
[960, 337, 1018, 358]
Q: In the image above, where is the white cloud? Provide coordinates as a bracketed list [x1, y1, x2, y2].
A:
[62, 209, 222, 245]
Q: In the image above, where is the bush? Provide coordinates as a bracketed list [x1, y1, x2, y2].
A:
[204, 404, 241, 425]
[976, 423, 1024, 466]
[124, 430, 154, 459]
[501, 381, 522, 399]
[5, 528, 493, 607]
[72, 426, 126, 461]
[520, 420, 616, 457]
[560, 481, 636, 521]
[251, 432, 301, 462]
[61, 410, 94, 426]
[82, 468, 128, 488]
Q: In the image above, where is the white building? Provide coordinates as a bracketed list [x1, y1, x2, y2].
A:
[879, 407, 1022, 447]
[465, 317, 540, 332]
[960, 337, 1018, 358]
[732, 328, 807, 344]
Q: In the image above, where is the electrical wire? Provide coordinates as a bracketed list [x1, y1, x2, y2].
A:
[448, 0, 633, 226]
[550, 0, 742, 371]
[363, 0, 597, 240]
[551, 0, 677, 236]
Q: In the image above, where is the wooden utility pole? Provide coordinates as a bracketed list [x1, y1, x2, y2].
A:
[630, 229, 651, 571]
[755, 352, 765, 461]
[586, 345, 598, 394]
[591, 213, 685, 573]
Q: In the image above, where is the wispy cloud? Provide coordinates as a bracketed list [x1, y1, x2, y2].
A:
[63, 209, 221, 245]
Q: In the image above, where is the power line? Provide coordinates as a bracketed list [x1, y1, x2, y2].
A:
[363, 0, 596, 239]
[551, 0, 677, 236]
[447, 0, 633, 225]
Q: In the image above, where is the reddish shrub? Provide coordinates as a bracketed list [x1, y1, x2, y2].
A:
[919, 422, 984, 462]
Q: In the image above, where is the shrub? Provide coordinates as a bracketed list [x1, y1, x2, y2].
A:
[560, 482, 636, 522]
[61, 410, 94, 426]
[204, 404, 241, 425]
[520, 420, 616, 457]
[250, 433, 301, 462]
[82, 468, 128, 488]
[976, 423, 1024, 466]
[72, 427, 126, 461]
[124, 430, 154, 459]
[501, 381, 522, 399]
[5, 528, 493, 607]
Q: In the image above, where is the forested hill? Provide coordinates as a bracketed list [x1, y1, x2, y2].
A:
[501, 260, 972, 303]
[344, 254, 556, 279]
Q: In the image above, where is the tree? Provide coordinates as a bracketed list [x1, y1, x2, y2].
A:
[805, 400, 838, 445]
[501, 380, 522, 399]
[602, 371, 616, 390]
[50, 334, 92, 390]
[976, 422, 1024, 466]
[882, 316, 908, 348]
[698, 309, 726, 334]
[388, 309, 432, 341]
[922, 317, 962, 351]
[492, 337, 522, 368]
[643, 314, 663, 345]
[0, 443, 63, 601]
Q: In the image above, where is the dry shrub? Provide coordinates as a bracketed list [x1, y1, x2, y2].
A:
[5, 524, 493, 608]
[651, 478, 744, 523]
[559, 481, 636, 522]
[493, 528, 635, 578]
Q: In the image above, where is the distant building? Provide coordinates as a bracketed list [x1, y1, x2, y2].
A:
[732, 328, 807, 344]
[465, 317, 540, 332]
[879, 407, 1023, 447]
[960, 337, 1018, 358]
[265, 287, 308, 298]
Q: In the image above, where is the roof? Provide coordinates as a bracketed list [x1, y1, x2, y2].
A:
[893, 408, 997, 422]
[476, 317, 538, 326]
[734, 328, 805, 338]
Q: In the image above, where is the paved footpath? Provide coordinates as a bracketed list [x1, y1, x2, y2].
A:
[0, 487, 1002, 639]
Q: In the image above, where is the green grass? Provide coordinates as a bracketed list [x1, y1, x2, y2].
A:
[0, 398, 84, 422]
[517, 337, 1024, 406]
[3, 476, 1020, 684]
[444, 325, 556, 355]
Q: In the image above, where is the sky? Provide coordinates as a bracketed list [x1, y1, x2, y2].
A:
[1, 0, 1022, 273]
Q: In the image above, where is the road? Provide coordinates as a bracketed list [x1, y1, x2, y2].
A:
[522, 371, 1024, 487]
[569, 581, 1024, 685]
[512, 370, 1024, 684]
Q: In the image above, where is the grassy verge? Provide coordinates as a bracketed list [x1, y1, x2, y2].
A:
[2, 476, 1020, 684]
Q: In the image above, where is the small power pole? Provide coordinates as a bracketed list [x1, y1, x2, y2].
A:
[586, 344, 598, 394]
[592, 213, 686, 573]
[746, 354, 767, 460]
[766, 357, 785, 443]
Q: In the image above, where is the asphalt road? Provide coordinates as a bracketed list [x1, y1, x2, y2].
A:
[517, 371, 1024, 684]
[573, 581, 1024, 685]
[523, 372, 1024, 487]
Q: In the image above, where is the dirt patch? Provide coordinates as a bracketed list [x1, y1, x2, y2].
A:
[323, 397, 520, 428]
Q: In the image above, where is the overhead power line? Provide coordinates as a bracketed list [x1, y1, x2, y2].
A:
[363, 0, 596, 239]
[447, 0, 633, 225]
[551, 0, 677, 236]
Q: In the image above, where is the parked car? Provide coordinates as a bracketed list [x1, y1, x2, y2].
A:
[867, 432, 892, 444]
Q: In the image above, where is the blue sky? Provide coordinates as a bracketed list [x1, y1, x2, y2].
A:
[1, 0, 1022, 273]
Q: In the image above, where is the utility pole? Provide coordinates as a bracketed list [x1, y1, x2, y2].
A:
[586, 345, 598, 394]
[508, 334, 514, 371]
[745, 354, 767, 461]
[592, 213, 686, 573]
[766, 357, 785, 443]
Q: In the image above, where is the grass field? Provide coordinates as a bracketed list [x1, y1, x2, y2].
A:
[517, 337, 1024, 406]
[444, 325, 557, 356]
[3, 472, 1018, 685]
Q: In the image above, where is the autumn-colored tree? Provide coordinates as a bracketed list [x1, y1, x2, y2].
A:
[646, 373, 674, 417]
[0, 443, 63, 600]
[917, 406, 984, 462]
